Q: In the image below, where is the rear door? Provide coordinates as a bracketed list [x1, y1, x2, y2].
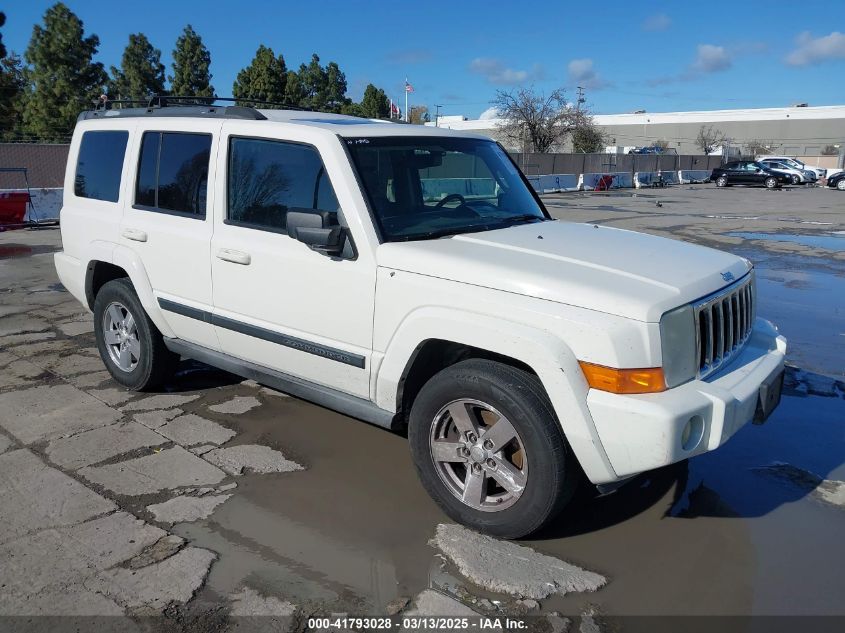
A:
[119, 121, 221, 350]
[209, 122, 376, 398]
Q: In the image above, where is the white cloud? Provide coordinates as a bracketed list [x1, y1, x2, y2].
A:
[479, 106, 500, 120]
[642, 13, 671, 31]
[566, 58, 609, 90]
[468, 58, 543, 85]
[690, 44, 732, 73]
[785, 31, 845, 66]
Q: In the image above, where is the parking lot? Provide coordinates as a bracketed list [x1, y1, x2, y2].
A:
[1, 183, 843, 629]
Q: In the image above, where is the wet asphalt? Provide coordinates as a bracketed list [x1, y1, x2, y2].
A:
[0, 183, 843, 622]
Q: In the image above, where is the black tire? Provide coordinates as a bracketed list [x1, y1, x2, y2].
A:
[715, 175, 728, 188]
[837, 179, 845, 191]
[765, 177, 778, 189]
[408, 359, 579, 538]
[790, 174, 799, 185]
[93, 278, 177, 391]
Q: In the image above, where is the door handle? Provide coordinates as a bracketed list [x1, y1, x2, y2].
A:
[122, 228, 148, 242]
[216, 248, 251, 265]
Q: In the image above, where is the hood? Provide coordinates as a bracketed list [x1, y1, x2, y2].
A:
[376, 221, 751, 322]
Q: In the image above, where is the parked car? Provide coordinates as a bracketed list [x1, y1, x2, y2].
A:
[55, 101, 787, 538]
[711, 161, 792, 188]
[758, 159, 816, 184]
[827, 171, 845, 190]
[758, 155, 826, 180]
[627, 146, 676, 155]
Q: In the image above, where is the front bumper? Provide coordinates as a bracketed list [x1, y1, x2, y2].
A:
[587, 318, 786, 481]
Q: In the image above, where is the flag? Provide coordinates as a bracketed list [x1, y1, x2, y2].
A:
[404, 79, 414, 93]
[390, 100, 399, 118]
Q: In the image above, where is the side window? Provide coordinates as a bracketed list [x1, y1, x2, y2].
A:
[74, 130, 129, 202]
[135, 131, 211, 217]
[227, 137, 339, 232]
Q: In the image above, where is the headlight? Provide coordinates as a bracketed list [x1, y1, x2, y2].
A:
[659, 304, 697, 388]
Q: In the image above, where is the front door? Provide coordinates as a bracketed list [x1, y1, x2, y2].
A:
[209, 123, 375, 398]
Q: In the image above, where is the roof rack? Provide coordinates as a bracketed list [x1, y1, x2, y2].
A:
[78, 95, 312, 122]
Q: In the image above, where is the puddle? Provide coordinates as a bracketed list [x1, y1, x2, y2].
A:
[0, 243, 60, 259]
[754, 265, 845, 378]
[730, 232, 845, 251]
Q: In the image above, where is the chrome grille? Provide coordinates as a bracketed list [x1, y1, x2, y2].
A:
[695, 275, 754, 378]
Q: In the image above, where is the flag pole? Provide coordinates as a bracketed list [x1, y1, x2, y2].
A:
[404, 84, 409, 123]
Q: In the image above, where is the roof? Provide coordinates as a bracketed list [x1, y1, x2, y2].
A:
[78, 105, 488, 140]
[430, 104, 845, 132]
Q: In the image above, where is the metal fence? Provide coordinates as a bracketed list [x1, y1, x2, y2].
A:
[509, 152, 723, 177]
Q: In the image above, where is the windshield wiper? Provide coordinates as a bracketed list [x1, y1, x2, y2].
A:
[394, 225, 493, 241]
[500, 214, 545, 226]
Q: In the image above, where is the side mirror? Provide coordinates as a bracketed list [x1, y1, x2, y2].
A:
[286, 209, 347, 257]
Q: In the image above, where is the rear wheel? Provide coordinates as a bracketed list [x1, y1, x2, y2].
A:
[716, 175, 728, 187]
[765, 177, 778, 189]
[93, 278, 177, 390]
[408, 359, 579, 538]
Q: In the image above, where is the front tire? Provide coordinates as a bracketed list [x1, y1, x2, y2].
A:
[408, 359, 579, 538]
[765, 177, 778, 189]
[790, 174, 800, 185]
[93, 278, 177, 391]
[837, 180, 845, 191]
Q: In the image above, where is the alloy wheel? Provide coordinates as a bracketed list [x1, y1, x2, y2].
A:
[102, 301, 141, 372]
[429, 398, 529, 512]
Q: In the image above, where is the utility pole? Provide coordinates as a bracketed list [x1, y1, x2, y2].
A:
[576, 86, 586, 112]
[435, 104, 442, 127]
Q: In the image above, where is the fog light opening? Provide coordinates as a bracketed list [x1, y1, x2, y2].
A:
[681, 415, 705, 451]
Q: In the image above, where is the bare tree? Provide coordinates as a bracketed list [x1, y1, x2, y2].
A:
[408, 105, 429, 125]
[652, 139, 671, 151]
[695, 125, 725, 155]
[821, 145, 839, 156]
[492, 86, 583, 153]
[744, 139, 779, 156]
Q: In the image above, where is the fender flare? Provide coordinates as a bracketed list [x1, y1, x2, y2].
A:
[108, 245, 176, 339]
[375, 306, 617, 484]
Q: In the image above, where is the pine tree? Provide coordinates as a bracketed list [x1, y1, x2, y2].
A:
[360, 84, 390, 118]
[283, 70, 304, 106]
[169, 25, 214, 101]
[108, 33, 165, 101]
[232, 45, 287, 107]
[0, 54, 25, 139]
[22, 3, 107, 141]
[297, 54, 326, 110]
[0, 12, 7, 59]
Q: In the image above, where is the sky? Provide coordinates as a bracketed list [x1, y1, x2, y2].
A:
[3, 1, 844, 119]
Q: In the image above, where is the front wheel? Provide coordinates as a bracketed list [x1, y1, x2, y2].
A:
[715, 176, 728, 187]
[765, 177, 778, 189]
[93, 278, 177, 390]
[837, 180, 845, 191]
[790, 174, 800, 185]
[408, 359, 579, 538]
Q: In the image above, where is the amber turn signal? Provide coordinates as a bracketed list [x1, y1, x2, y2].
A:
[579, 361, 667, 394]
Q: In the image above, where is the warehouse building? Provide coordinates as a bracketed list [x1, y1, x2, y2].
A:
[429, 104, 845, 161]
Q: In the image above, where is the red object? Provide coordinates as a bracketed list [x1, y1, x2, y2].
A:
[595, 175, 614, 191]
[0, 191, 30, 225]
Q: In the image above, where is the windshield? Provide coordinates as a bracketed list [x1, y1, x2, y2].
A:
[346, 136, 547, 242]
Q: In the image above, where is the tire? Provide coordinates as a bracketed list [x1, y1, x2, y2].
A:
[93, 278, 177, 391]
[715, 176, 728, 188]
[408, 359, 579, 538]
[837, 180, 845, 191]
[790, 175, 799, 185]
[765, 177, 778, 189]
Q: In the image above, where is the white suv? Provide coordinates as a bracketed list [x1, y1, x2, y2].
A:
[55, 103, 787, 538]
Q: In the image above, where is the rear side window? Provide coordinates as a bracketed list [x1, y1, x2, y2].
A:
[227, 137, 339, 232]
[74, 131, 129, 202]
[135, 131, 212, 217]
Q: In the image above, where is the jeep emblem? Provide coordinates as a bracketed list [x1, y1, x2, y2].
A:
[721, 271, 735, 282]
